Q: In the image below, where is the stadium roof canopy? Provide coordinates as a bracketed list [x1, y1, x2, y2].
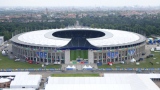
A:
[11, 28, 146, 49]
[45, 73, 160, 90]
[0, 72, 29, 76]
[0, 72, 42, 90]
[3, 88, 35, 90]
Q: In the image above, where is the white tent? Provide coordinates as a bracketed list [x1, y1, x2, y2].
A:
[156, 47, 160, 51]
[88, 65, 92, 69]
[147, 38, 153, 42]
[66, 65, 71, 68]
[136, 62, 140, 65]
[2, 50, 6, 55]
[57, 62, 61, 64]
[151, 48, 154, 51]
[71, 65, 76, 69]
[120, 61, 124, 64]
[6, 44, 9, 46]
[10, 75, 42, 89]
[130, 58, 136, 63]
[83, 65, 87, 69]
[109, 63, 112, 66]
[66, 65, 73, 70]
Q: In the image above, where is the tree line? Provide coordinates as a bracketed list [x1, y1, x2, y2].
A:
[0, 18, 76, 40]
[79, 14, 160, 36]
[0, 14, 160, 40]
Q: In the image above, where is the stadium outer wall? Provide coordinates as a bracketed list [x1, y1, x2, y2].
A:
[11, 41, 146, 64]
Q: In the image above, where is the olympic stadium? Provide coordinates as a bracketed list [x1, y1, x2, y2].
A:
[10, 28, 146, 64]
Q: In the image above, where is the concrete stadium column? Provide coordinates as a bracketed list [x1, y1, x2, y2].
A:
[22, 48, 24, 59]
[118, 49, 119, 62]
[88, 49, 94, 64]
[19, 48, 21, 58]
[47, 50, 48, 63]
[43, 47, 44, 63]
[138, 46, 140, 58]
[137, 46, 139, 58]
[97, 53, 99, 62]
[60, 53, 62, 63]
[126, 47, 128, 61]
[55, 52, 56, 63]
[113, 49, 115, 62]
[20, 48, 21, 58]
[26, 49, 28, 59]
[105, 50, 107, 62]
[65, 49, 70, 64]
[122, 50, 125, 61]
[21, 48, 23, 59]
[102, 52, 103, 63]
[16, 47, 18, 57]
[120, 50, 122, 61]
[17, 47, 19, 58]
[51, 52, 53, 63]
[143, 45, 145, 53]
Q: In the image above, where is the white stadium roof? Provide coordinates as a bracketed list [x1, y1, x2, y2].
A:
[45, 73, 160, 90]
[11, 28, 146, 47]
[45, 84, 132, 90]
[0, 72, 29, 76]
[3, 89, 35, 90]
[0, 72, 42, 90]
[10, 75, 42, 89]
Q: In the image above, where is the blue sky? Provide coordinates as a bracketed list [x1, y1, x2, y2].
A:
[0, 0, 159, 7]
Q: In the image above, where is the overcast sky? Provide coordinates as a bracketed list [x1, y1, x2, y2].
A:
[0, 0, 160, 7]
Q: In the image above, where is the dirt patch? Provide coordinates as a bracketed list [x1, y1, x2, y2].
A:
[99, 73, 104, 77]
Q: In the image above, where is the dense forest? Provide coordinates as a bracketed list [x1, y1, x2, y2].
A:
[79, 15, 160, 36]
[0, 18, 76, 40]
[0, 14, 160, 40]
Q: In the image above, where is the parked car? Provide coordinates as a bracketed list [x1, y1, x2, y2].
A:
[136, 70, 142, 73]
[142, 53, 146, 55]
[15, 58, 20, 61]
[149, 54, 154, 57]
[139, 58, 144, 61]
[146, 56, 150, 58]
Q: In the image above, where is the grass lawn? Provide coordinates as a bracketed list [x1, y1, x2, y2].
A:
[51, 73, 100, 77]
[0, 54, 61, 69]
[98, 51, 160, 68]
[1, 50, 160, 69]
[70, 50, 88, 60]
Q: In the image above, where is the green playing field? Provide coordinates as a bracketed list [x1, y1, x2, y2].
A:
[70, 50, 88, 60]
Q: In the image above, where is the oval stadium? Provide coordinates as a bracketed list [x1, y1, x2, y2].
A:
[10, 28, 146, 64]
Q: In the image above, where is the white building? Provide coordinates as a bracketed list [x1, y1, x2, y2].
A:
[45, 73, 160, 90]
[0, 36, 4, 45]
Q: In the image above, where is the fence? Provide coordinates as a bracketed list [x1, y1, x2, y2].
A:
[0, 68, 61, 72]
[0, 68, 160, 72]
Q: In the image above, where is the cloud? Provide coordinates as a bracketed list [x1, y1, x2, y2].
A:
[0, 0, 159, 7]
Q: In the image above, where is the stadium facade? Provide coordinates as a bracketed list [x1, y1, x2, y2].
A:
[10, 28, 146, 64]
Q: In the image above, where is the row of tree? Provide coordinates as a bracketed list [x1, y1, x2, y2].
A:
[79, 15, 160, 36]
[0, 14, 160, 40]
[0, 18, 76, 40]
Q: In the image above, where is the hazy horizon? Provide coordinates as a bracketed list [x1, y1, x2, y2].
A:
[0, 0, 159, 7]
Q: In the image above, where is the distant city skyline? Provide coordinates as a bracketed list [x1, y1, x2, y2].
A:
[0, 0, 160, 7]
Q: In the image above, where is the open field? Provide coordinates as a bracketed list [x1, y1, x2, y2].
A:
[0, 49, 160, 69]
[0, 54, 61, 69]
[70, 50, 88, 60]
[51, 73, 100, 77]
[98, 51, 160, 68]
